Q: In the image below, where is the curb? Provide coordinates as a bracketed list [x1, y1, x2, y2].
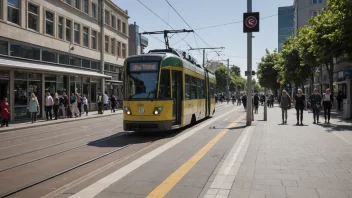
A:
[0, 111, 122, 133]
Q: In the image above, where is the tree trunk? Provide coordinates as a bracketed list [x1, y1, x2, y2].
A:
[310, 74, 315, 94]
[328, 59, 335, 99]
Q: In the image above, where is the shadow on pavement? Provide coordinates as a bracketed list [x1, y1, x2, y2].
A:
[318, 123, 352, 133]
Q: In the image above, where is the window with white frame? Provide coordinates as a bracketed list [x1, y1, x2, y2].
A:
[111, 15, 116, 29]
[66, 19, 72, 42]
[45, 11, 54, 36]
[105, 10, 110, 25]
[91, 30, 97, 49]
[83, 0, 88, 13]
[74, 23, 80, 44]
[122, 43, 126, 58]
[111, 38, 115, 55]
[105, 35, 109, 53]
[58, 16, 63, 39]
[91, 3, 96, 18]
[75, 0, 80, 9]
[8, 0, 20, 25]
[28, 3, 38, 31]
[117, 41, 121, 57]
[83, 27, 89, 47]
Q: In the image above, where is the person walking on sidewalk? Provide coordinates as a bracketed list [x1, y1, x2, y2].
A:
[309, 88, 322, 124]
[110, 94, 116, 113]
[0, 97, 10, 127]
[336, 91, 343, 111]
[322, 88, 333, 124]
[76, 93, 82, 117]
[253, 93, 259, 114]
[294, 89, 305, 125]
[242, 94, 247, 111]
[82, 94, 88, 116]
[53, 92, 59, 120]
[280, 90, 291, 124]
[97, 92, 103, 114]
[103, 91, 109, 113]
[29, 93, 39, 123]
[70, 93, 80, 117]
[45, 92, 53, 121]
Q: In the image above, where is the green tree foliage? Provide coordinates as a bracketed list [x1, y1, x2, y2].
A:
[215, 65, 246, 92]
[256, 49, 281, 90]
[230, 66, 241, 76]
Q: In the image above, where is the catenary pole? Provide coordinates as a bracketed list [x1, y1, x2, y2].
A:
[246, 0, 253, 126]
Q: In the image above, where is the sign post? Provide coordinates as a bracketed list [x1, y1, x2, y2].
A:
[243, 5, 259, 126]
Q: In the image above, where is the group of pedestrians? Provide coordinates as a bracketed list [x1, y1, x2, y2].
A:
[96, 91, 118, 114]
[279, 88, 334, 125]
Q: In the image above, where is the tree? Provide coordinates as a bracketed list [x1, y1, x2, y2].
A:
[215, 65, 246, 93]
[257, 49, 281, 91]
[230, 66, 241, 76]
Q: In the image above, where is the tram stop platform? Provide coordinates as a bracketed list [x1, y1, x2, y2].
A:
[54, 104, 352, 198]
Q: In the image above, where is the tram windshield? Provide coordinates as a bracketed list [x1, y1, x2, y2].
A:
[126, 62, 159, 99]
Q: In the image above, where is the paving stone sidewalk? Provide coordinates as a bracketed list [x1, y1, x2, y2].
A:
[227, 105, 352, 198]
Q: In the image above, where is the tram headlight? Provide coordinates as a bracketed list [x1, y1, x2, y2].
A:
[124, 106, 131, 115]
[153, 106, 163, 115]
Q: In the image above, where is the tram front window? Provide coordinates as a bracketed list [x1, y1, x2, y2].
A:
[127, 62, 159, 99]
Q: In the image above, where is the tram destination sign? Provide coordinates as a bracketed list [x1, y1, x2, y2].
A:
[129, 62, 159, 72]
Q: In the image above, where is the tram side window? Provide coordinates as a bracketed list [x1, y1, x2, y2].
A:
[191, 77, 197, 99]
[159, 70, 170, 98]
[210, 83, 215, 98]
[196, 79, 202, 99]
[185, 75, 191, 100]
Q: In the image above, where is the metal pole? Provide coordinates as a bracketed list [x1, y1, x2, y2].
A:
[203, 49, 205, 68]
[227, 58, 230, 100]
[264, 87, 267, 121]
[246, 0, 253, 126]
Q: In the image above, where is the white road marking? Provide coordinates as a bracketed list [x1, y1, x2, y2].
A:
[205, 126, 254, 198]
[68, 106, 242, 198]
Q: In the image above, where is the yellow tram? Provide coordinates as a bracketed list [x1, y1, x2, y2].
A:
[123, 49, 216, 132]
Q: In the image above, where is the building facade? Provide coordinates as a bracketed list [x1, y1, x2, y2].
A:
[0, 0, 129, 121]
[278, 6, 294, 52]
[128, 22, 148, 56]
[293, 0, 326, 35]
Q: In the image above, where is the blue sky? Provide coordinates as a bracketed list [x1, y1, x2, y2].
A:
[114, 0, 293, 77]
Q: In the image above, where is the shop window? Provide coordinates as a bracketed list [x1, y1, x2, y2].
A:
[45, 11, 54, 36]
[185, 75, 191, 100]
[83, 27, 89, 47]
[191, 77, 197, 99]
[75, 0, 80, 9]
[14, 80, 27, 105]
[91, 3, 96, 18]
[91, 30, 97, 49]
[111, 66, 117, 73]
[14, 71, 27, 80]
[8, 0, 20, 25]
[90, 84, 96, 103]
[91, 61, 100, 70]
[117, 41, 121, 57]
[74, 23, 80, 44]
[66, 19, 72, 42]
[104, 63, 109, 71]
[59, 54, 69, 65]
[28, 3, 38, 31]
[111, 15, 116, 29]
[83, 0, 88, 13]
[111, 38, 115, 55]
[159, 70, 170, 98]
[117, 19, 121, 32]
[58, 16, 63, 39]
[42, 50, 57, 63]
[0, 40, 8, 55]
[105, 10, 110, 25]
[82, 59, 90, 68]
[105, 35, 109, 53]
[122, 22, 126, 34]
[122, 43, 126, 58]
[70, 56, 81, 67]
[10, 44, 40, 60]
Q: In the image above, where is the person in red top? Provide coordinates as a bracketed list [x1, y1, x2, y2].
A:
[1, 97, 10, 127]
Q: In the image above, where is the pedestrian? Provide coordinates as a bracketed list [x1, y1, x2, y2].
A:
[336, 91, 343, 111]
[103, 91, 109, 113]
[76, 93, 82, 117]
[280, 90, 291, 124]
[53, 92, 59, 120]
[253, 93, 259, 114]
[294, 89, 305, 125]
[322, 88, 333, 124]
[242, 94, 247, 111]
[62, 92, 69, 118]
[45, 92, 53, 120]
[237, 95, 241, 106]
[82, 94, 88, 116]
[97, 92, 103, 114]
[70, 93, 80, 117]
[0, 97, 10, 127]
[29, 93, 39, 123]
[309, 88, 322, 124]
[110, 94, 116, 113]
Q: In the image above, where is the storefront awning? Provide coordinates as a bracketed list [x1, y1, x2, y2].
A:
[0, 58, 111, 78]
[106, 80, 123, 84]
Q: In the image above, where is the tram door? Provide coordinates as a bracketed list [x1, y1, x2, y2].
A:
[172, 71, 182, 125]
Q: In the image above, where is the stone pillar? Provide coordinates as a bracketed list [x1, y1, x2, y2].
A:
[10, 70, 14, 121]
[100, 0, 105, 95]
[41, 74, 45, 119]
[1, 0, 7, 20]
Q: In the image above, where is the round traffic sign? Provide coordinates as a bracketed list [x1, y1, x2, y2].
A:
[245, 16, 257, 28]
